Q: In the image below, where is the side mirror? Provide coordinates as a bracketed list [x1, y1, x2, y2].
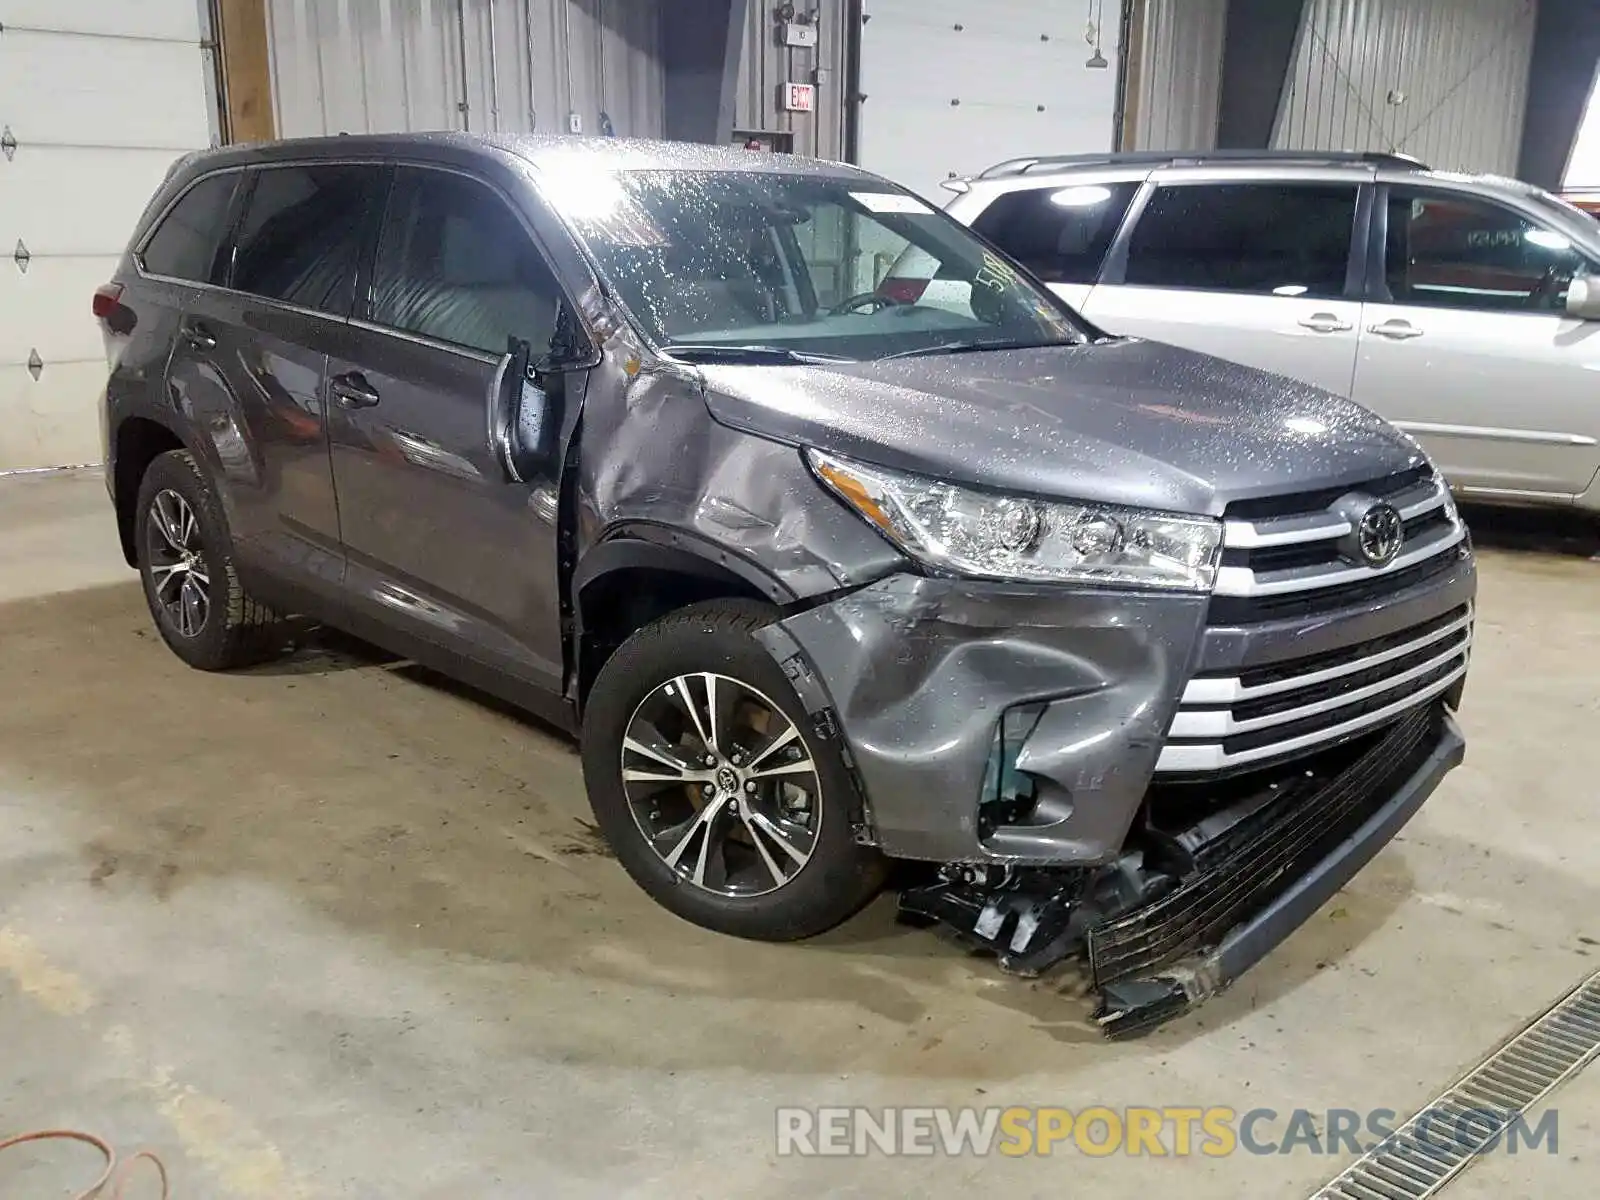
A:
[491, 338, 561, 482]
[1565, 275, 1600, 321]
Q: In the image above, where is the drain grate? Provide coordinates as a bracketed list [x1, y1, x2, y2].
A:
[1311, 968, 1600, 1199]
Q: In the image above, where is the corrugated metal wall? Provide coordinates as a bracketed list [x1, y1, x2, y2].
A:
[266, 0, 666, 140]
[1274, 0, 1537, 173]
[1126, 0, 1228, 151]
[734, 0, 849, 160]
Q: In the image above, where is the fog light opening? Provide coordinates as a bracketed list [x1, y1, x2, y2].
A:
[979, 702, 1047, 837]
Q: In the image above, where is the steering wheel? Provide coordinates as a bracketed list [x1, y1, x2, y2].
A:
[830, 291, 903, 316]
[1525, 263, 1567, 311]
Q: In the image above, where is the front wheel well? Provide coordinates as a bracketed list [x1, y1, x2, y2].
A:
[113, 417, 185, 565]
[575, 564, 773, 710]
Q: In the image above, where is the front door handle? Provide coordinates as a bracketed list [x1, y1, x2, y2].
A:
[1298, 313, 1353, 333]
[183, 322, 216, 351]
[1368, 319, 1424, 340]
[329, 371, 380, 409]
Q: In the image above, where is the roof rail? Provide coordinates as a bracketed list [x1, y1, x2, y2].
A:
[974, 149, 1430, 180]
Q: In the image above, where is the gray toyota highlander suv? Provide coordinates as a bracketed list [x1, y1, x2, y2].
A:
[98, 135, 1475, 1034]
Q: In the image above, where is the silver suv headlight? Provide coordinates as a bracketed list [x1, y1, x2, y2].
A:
[807, 449, 1223, 592]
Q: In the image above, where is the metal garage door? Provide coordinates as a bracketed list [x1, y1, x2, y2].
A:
[0, 0, 215, 471]
[858, 0, 1122, 200]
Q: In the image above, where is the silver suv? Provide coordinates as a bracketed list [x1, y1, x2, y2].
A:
[912, 151, 1600, 513]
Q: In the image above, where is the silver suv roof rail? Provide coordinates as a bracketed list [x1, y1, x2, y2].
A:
[971, 149, 1430, 181]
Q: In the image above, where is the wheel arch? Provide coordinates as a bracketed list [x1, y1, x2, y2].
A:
[571, 529, 796, 712]
[112, 415, 189, 566]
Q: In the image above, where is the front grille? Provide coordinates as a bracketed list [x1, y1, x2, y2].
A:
[1157, 604, 1471, 774]
[1088, 704, 1441, 988]
[1209, 471, 1469, 626]
[1222, 464, 1431, 521]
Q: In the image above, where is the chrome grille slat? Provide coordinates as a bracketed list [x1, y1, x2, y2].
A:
[1181, 610, 1474, 706]
[1169, 638, 1469, 739]
[1215, 473, 1466, 602]
[1309, 970, 1600, 1200]
[1222, 512, 1351, 548]
[1222, 475, 1447, 551]
[1215, 519, 1466, 597]
[1158, 607, 1471, 774]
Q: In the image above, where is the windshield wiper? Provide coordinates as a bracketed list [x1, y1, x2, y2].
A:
[879, 338, 1069, 361]
[660, 343, 850, 365]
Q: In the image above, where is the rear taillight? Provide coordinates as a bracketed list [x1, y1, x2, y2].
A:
[92, 283, 124, 320]
[877, 278, 930, 305]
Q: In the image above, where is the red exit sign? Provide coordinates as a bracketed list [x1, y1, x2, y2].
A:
[782, 82, 815, 113]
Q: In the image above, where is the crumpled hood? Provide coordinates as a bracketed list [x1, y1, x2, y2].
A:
[696, 338, 1425, 517]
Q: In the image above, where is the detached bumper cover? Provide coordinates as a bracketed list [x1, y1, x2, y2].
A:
[1094, 706, 1464, 1036]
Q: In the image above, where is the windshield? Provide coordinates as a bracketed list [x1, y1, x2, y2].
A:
[551, 169, 1085, 361]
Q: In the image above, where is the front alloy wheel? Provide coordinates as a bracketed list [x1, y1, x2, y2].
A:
[622, 672, 821, 897]
[581, 600, 886, 941]
[145, 488, 211, 638]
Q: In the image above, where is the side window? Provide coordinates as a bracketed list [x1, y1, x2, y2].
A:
[969, 182, 1138, 283]
[1385, 189, 1593, 313]
[140, 173, 239, 282]
[231, 164, 376, 313]
[1124, 183, 1358, 298]
[371, 167, 563, 357]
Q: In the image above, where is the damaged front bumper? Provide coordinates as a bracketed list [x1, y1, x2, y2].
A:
[759, 573, 1209, 864]
[756, 569, 1470, 1037]
[913, 704, 1461, 1038]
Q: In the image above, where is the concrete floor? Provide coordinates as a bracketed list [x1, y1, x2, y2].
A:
[3, 468, 1599, 1198]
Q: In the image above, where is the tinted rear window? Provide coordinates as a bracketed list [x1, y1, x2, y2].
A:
[1124, 183, 1358, 298]
[970, 182, 1138, 284]
[140, 173, 238, 282]
[231, 165, 377, 313]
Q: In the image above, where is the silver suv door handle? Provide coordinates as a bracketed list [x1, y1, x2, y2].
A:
[1368, 319, 1423, 340]
[1298, 313, 1353, 333]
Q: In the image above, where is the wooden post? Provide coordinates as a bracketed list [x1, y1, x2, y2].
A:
[216, 0, 276, 143]
[1119, 0, 1146, 152]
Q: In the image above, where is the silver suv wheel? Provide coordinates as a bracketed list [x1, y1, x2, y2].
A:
[621, 671, 820, 897]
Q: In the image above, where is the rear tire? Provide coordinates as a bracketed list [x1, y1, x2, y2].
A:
[582, 599, 886, 940]
[134, 449, 283, 670]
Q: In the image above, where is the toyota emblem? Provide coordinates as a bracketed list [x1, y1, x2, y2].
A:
[1356, 502, 1404, 567]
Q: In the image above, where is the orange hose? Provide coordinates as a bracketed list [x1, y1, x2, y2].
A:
[0, 1130, 168, 1199]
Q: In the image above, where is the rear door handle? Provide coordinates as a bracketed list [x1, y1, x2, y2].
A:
[1368, 319, 1424, 340]
[183, 322, 216, 351]
[329, 371, 380, 409]
[1297, 313, 1353, 333]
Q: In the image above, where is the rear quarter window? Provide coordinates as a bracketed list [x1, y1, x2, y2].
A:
[231, 164, 379, 313]
[969, 182, 1138, 283]
[139, 172, 239, 282]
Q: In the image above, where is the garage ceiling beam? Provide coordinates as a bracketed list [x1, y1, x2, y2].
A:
[216, 0, 275, 144]
[1518, 0, 1600, 190]
[662, 0, 750, 145]
[1216, 0, 1308, 149]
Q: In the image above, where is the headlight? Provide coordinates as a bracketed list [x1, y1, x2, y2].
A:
[807, 449, 1222, 591]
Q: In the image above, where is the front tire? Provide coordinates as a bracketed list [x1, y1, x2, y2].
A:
[582, 600, 886, 940]
[134, 449, 282, 670]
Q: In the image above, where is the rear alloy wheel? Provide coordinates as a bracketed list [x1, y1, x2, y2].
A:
[134, 449, 283, 670]
[145, 489, 212, 639]
[582, 600, 886, 940]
